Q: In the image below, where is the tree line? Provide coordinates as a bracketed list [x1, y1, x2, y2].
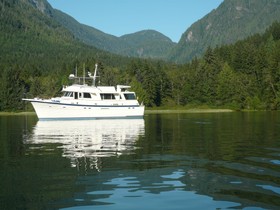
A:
[1, 21, 280, 111]
[123, 21, 280, 110]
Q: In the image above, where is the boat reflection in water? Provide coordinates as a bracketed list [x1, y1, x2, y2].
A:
[28, 119, 145, 170]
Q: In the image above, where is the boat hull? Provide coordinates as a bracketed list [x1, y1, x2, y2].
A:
[26, 100, 145, 120]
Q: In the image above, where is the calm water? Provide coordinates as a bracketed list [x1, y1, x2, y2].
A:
[1, 112, 280, 209]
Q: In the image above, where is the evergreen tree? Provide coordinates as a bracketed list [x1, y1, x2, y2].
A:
[0, 67, 25, 111]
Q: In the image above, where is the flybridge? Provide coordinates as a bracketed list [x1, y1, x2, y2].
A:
[68, 64, 132, 92]
[69, 63, 99, 87]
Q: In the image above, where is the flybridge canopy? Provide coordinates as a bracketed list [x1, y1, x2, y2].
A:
[69, 63, 99, 86]
[62, 85, 132, 93]
[117, 85, 131, 89]
[98, 86, 116, 93]
[117, 85, 131, 92]
[67, 64, 133, 93]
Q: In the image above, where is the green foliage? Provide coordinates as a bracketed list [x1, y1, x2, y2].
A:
[0, 67, 25, 111]
[126, 60, 171, 107]
[217, 63, 247, 108]
[165, 21, 280, 110]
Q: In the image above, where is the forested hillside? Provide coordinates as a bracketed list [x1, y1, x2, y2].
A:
[169, 0, 280, 63]
[0, 0, 129, 110]
[18, 0, 280, 63]
[167, 22, 280, 110]
[52, 5, 175, 59]
[119, 30, 175, 59]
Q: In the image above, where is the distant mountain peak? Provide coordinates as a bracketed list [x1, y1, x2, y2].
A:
[121, 30, 174, 43]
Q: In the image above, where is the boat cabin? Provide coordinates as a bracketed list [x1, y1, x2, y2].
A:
[61, 85, 136, 101]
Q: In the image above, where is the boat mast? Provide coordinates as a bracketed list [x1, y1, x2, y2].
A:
[93, 64, 98, 87]
[83, 63, 86, 85]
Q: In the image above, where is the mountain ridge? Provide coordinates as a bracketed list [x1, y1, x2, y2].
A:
[3, 0, 280, 64]
[51, 5, 175, 59]
[169, 0, 280, 63]
[0, 0, 118, 71]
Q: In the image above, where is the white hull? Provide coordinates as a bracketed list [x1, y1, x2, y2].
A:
[27, 100, 144, 120]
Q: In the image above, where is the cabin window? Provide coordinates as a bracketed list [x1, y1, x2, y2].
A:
[83, 92, 91, 98]
[74, 92, 78, 99]
[63, 92, 73, 97]
[124, 93, 136, 100]
[100, 94, 116, 100]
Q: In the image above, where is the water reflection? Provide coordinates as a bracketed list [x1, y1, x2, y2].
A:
[27, 119, 145, 170]
[63, 165, 241, 210]
[68, 153, 279, 210]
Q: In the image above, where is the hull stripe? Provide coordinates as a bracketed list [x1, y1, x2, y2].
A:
[27, 100, 141, 108]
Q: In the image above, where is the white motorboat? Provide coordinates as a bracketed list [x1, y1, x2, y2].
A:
[23, 64, 145, 120]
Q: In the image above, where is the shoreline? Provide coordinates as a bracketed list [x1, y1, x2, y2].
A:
[0, 112, 36, 116]
[1, 109, 278, 116]
[145, 109, 234, 114]
[0, 109, 234, 116]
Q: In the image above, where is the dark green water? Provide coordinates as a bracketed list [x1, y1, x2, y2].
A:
[1, 112, 280, 209]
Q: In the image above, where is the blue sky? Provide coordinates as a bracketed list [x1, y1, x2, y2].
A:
[47, 0, 223, 42]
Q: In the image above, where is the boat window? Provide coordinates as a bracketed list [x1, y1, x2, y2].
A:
[100, 94, 116, 100]
[124, 93, 136, 100]
[83, 92, 91, 98]
[63, 92, 73, 97]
